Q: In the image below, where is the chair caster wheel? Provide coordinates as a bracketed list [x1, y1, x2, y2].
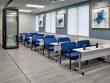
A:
[103, 61, 105, 63]
[82, 72, 84, 75]
[74, 69, 77, 71]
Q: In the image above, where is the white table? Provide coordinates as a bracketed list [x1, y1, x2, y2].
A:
[28, 37, 33, 43]
[73, 45, 110, 75]
[50, 43, 61, 52]
[37, 39, 44, 46]
[22, 35, 26, 45]
[22, 35, 25, 40]
[48, 42, 61, 61]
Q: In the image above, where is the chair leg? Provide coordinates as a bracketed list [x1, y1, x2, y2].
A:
[35, 46, 36, 51]
[27, 42, 28, 47]
[43, 49, 44, 55]
[48, 51, 50, 58]
[87, 60, 88, 65]
[31, 44, 33, 49]
[70, 58, 71, 70]
[24, 41, 25, 46]
[85, 60, 89, 65]
[59, 55, 62, 64]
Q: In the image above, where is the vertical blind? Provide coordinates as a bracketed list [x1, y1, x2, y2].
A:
[45, 13, 51, 32]
[67, 7, 78, 35]
[67, 4, 89, 37]
[36, 15, 39, 31]
[50, 12, 56, 33]
[45, 11, 56, 33]
[77, 5, 89, 36]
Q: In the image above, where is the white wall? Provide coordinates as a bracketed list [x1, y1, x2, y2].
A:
[0, 10, 2, 45]
[0, 13, 36, 45]
[19, 13, 36, 33]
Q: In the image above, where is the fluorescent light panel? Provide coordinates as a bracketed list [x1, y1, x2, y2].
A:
[7, 15, 17, 17]
[26, 4, 45, 8]
[19, 10, 32, 12]
[10, 13, 17, 15]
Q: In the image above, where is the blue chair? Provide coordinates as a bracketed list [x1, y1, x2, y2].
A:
[19, 33, 29, 45]
[77, 40, 91, 48]
[60, 42, 79, 69]
[30, 33, 37, 36]
[43, 37, 57, 57]
[26, 33, 37, 46]
[77, 40, 91, 65]
[58, 37, 71, 43]
[31, 34, 44, 50]
[44, 35, 55, 38]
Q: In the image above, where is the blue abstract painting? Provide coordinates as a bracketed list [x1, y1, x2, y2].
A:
[57, 14, 64, 28]
[39, 17, 44, 27]
[92, 7, 109, 28]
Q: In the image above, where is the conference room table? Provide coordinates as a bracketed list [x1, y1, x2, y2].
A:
[73, 45, 110, 75]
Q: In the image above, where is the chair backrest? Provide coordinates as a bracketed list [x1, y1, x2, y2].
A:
[36, 34, 44, 37]
[32, 34, 44, 41]
[58, 37, 71, 43]
[44, 35, 54, 38]
[61, 42, 77, 51]
[20, 33, 28, 37]
[77, 40, 90, 48]
[44, 37, 57, 47]
[30, 33, 37, 37]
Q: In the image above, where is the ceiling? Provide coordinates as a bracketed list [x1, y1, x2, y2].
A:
[2, 0, 88, 14]
[0, 0, 10, 9]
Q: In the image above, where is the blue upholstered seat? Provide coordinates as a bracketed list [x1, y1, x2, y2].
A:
[58, 37, 71, 43]
[77, 40, 91, 48]
[60, 42, 79, 69]
[19, 33, 29, 44]
[44, 35, 55, 38]
[32, 34, 44, 46]
[77, 40, 91, 66]
[43, 37, 57, 56]
[61, 42, 79, 60]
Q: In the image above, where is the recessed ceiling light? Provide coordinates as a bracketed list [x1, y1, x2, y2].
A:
[50, 0, 65, 3]
[7, 15, 17, 17]
[19, 10, 32, 13]
[60, 0, 65, 1]
[10, 13, 17, 15]
[26, 4, 45, 8]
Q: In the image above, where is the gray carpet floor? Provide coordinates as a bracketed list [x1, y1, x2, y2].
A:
[0, 45, 110, 83]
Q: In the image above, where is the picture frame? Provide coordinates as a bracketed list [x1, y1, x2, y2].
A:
[92, 7, 109, 29]
[39, 17, 44, 27]
[56, 13, 65, 28]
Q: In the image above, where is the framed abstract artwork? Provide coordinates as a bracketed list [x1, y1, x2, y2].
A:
[92, 7, 109, 29]
[56, 14, 65, 28]
[39, 17, 44, 27]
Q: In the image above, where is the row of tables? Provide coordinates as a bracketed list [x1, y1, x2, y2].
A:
[25, 36, 110, 75]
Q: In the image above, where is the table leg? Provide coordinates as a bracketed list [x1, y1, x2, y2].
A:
[79, 52, 81, 70]
[73, 52, 84, 75]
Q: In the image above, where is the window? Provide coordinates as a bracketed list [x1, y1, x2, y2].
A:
[45, 11, 56, 33]
[67, 4, 89, 37]
[67, 7, 77, 35]
[50, 12, 56, 33]
[36, 15, 39, 31]
[45, 13, 51, 32]
[77, 5, 89, 36]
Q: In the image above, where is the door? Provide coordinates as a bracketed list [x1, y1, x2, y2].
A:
[5, 9, 19, 48]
